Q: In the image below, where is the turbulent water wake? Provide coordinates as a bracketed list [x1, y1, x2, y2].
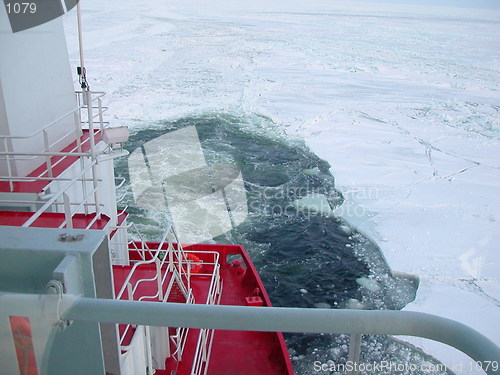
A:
[111, 113, 454, 373]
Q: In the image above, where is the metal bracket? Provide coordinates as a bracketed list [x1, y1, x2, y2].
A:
[46, 279, 73, 331]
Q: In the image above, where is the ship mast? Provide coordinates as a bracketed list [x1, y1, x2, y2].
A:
[76, 1, 90, 98]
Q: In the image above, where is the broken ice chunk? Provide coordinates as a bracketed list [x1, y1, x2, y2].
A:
[292, 193, 333, 217]
[313, 302, 332, 309]
[301, 167, 321, 176]
[346, 298, 365, 309]
[356, 277, 381, 292]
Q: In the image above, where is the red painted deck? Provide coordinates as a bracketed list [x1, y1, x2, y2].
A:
[0, 211, 110, 229]
[0, 130, 102, 193]
[113, 243, 294, 375]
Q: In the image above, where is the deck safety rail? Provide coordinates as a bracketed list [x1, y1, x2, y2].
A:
[116, 226, 176, 346]
[115, 224, 208, 365]
[2, 293, 499, 375]
[190, 250, 223, 375]
[0, 159, 104, 229]
[76, 91, 109, 133]
[126, 222, 153, 258]
[0, 91, 106, 191]
[117, 241, 172, 368]
[169, 292, 195, 363]
[0, 90, 110, 228]
[113, 227, 226, 371]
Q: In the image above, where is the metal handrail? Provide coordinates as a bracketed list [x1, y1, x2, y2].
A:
[0, 125, 95, 163]
[0, 91, 105, 139]
[191, 251, 222, 375]
[1, 88, 107, 226]
[0, 127, 98, 191]
[115, 177, 126, 189]
[115, 225, 203, 364]
[0, 176, 96, 182]
[56, 180, 105, 229]
[0, 90, 106, 193]
[21, 160, 97, 227]
[79, 300, 500, 373]
[116, 243, 167, 300]
[3, 293, 498, 374]
[0, 151, 89, 156]
[169, 292, 195, 362]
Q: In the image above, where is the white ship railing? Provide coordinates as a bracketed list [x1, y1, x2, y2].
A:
[116, 226, 178, 346]
[3, 293, 499, 375]
[75, 91, 109, 132]
[115, 224, 209, 366]
[114, 228, 225, 372]
[0, 91, 106, 191]
[189, 251, 223, 375]
[0, 91, 112, 228]
[0, 159, 104, 229]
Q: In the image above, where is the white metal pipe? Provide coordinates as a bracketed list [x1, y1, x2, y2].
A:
[91, 163, 101, 218]
[62, 193, 73, 229]
[43, 130, 53, 178]
[145, 325, 154, 375]
[21, 161, 96, 227]
[69, 299, 500, 370]
[3, 138, 14, 192]
[76, 1, 85, 75]
[86, 91, 95, 153]
[2, 293, 498, 372]
[0, 92, 105, 141]
[347, 333, 362, 375]
[0, 176, 97, 182]
[98, 98, 104, 132]
[0, 151, 90, 157]
[156, 260, 164, 301]
[0, 200, 101, 206]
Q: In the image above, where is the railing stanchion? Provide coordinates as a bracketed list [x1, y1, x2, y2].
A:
[0, 90, 108, 224]
[86, 90, 101, 218]
[98, 98, 104, 133]
[4, 138, 14, 192]
[43, 130, 53, 178]
[145, 326, 154, 375]
[63, 193, 73, 229]
[157, 259, 164, 301]
[347, 333, 362, 375]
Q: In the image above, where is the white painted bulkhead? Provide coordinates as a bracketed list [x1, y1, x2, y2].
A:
[0, 5, 77, 177]
[0, 4, 130, 264]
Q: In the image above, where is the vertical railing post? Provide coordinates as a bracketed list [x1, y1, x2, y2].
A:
[145, 326, 154, 375]
[4, 138, 14, 192]
[157, 259, 164, 302]
[77, 92, 84, 126]
[63, 193, 73, 229]
[127, 282, 133, 301]
[74, 93, 83, 139]
[74, 109, 83, 148]
[43, 130, 53, 178]
[98, 97, 104, 133]
[347, 333, 362, 375]
[80, 162, 89, 215]
[86, 90, 95, 152]
[86, 90, 101, 218]
[74, 93, 89, 214]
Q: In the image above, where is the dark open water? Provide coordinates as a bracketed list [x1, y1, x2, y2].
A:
[115, 113, 450, 374]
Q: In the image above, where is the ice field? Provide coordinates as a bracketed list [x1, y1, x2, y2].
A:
[63, 0, 500, 371]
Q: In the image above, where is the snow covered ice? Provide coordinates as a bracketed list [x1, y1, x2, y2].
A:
[63, 0, 499, 371]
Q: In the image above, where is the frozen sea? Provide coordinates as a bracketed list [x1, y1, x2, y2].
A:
[64, 0, 499, 372]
